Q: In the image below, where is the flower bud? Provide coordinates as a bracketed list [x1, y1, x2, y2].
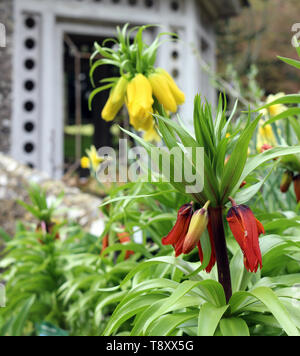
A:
[182, 201, 210, 254]
[280, 171, 293, 193]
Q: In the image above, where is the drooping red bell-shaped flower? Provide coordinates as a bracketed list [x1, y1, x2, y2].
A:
[162, 203, 193, 257]
[226, 204, 265, 273]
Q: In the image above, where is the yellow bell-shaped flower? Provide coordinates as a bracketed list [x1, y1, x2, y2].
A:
[81, 145, 104, 171]
[126, 74, 154, 131]
[157, 68, 185, 105]
[256, 123, 277, 152]
[260, 92, 287, 118]
[148, 70, 177, 113]
[101, 76, 128, 122]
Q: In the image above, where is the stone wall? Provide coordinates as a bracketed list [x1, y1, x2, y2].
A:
[0, 0, 13, 153]
[0, 153, 104, 237]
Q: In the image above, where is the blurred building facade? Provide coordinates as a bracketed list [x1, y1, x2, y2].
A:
[0, 0, 247, 178]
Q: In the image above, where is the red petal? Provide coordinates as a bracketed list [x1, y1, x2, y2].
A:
[101, 234, 109, 255]
[227, 205, 262, 272]
[256, 218, 265, 236]
[118, 232, 131, 243]
[174, 216, 193, 256]
[162, 203, 193, 247]
[205, 222, 216, 273]
[118, 232, 134, 260]
[197, 241, 204, 263]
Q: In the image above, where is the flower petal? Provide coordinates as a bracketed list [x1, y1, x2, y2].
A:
[227, 205, 263, 272]
[162, 203, 193, 247]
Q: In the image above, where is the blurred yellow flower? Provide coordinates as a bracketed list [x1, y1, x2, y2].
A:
[101, 76, 128, 122]
[80, 157, 90, 169]
[256, 123, 277, 152]
[261, 92, 287, 118]
[126, 73, 154, 131]
[81, 145, 104, 171]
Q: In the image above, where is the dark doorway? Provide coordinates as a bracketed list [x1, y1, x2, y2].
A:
[63, 33, 120, 173]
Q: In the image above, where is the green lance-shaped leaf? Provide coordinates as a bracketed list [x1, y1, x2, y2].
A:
[219, 317, 250, 336]
[256, 94, 300, 112]
[198, 303, 229, 336]
[264, 107, 300, 126]
[229, 286, 300, 336]
[10, 295, 36, 336]
[220, 115, 261, 204]
[88, 84, 114, 111]
[288, 116, 300, 142]
[278, 55, 300, 70]
[231, 146, 300, 197]
[155, 113, 219, 205]
[147, 311, 198, 336]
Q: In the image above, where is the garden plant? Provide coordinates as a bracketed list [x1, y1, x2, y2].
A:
[0, 24, 300, 336]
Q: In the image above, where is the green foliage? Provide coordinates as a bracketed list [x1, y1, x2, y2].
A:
[101, 237, 300, 336]
[2, 29, 300, 338]
[17, 183, 64, 223]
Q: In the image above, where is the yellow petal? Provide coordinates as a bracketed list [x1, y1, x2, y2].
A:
[81, 156, 90, 169]
[158, 68, 185, 105]
[256, 123, 277, 152]
[101, 77, 128, 121]
[148, 71, 177, 113]
[265, 93, 287, 117]
[127, 74, 154, 131]
[84, 145, 105, 171]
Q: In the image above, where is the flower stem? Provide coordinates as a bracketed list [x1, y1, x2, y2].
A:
[209, 207, 232, 303]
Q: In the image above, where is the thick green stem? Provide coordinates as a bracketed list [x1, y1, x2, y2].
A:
[209, 207, 232, 303]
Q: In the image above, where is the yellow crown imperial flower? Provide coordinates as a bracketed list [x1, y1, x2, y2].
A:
[101, 76, 128, 122]
[81, 145, 105, 171]
[256, 123, 277, 152]
[126, 73, 154, 131]
[80, 157, 90, 169]
[260, 92, 287, 118]
[156, 68, 185, 105]
[148, 70, 178, 113]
